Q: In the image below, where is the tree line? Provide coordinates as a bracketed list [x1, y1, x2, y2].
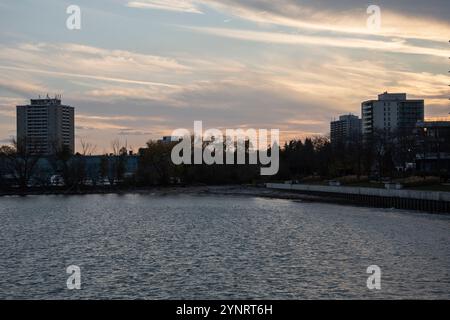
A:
[1, 130, 447, 192]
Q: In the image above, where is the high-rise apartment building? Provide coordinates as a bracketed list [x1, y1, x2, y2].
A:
[16, 97, 74, 155]
[330, 114, 362, 145]
[361, 92, 424, 140]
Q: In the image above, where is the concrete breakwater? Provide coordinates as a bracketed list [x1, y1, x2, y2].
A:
[266, 183, 450, 213]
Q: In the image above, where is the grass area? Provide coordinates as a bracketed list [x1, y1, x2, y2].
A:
[345, 182, 385, 189]
[406, 184, 450, 192]
[306, 180, 450, 192]
[279, 175, 450, 193]
[344, 181, 450, 192]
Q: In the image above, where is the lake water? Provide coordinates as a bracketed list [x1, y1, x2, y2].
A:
[0, 193, 449, 299]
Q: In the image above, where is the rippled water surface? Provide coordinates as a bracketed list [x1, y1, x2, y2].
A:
[0, 193, 449, 299]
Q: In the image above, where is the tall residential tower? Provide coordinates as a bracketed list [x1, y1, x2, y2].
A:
[330, 114, 362, 145]
[361, 92, 424, 140]
[16, 96, 75, 155]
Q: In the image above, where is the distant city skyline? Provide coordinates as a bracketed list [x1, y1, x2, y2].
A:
[0, 0, 449, 152]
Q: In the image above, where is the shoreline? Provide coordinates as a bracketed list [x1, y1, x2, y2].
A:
[0, 185, 324, 200]
[0, 184, 361, 203]
[2, 185, 444, 214]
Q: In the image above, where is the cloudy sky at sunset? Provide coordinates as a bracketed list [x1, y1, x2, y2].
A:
[0, 0, 449, 152]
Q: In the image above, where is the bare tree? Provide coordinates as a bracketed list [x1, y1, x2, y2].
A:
[80, 138, 97, 156]
[0, 144, 15, 189]
[138, 140, 174, 185]
[103, 139, 128, 186]
[4, 138, 42, 190]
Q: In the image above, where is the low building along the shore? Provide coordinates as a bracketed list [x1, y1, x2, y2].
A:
[416, 121, 450, 173]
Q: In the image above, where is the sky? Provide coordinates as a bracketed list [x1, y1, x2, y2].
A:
[0, 0, 449, 153]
